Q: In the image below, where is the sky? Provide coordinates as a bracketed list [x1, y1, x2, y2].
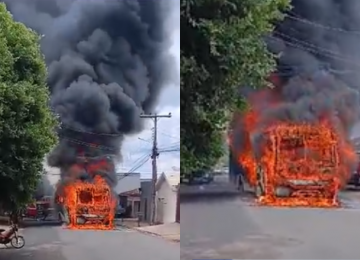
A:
[120, 1, 180, 178]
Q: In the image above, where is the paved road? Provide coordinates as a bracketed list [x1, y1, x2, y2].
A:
[181, 191, 360, 260]
[0, 226, 179, 260]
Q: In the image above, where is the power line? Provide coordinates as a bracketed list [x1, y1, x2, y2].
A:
[58, 123, 122, 137]
[63, 137, 117, 152]
[159, 131, 179, 140]
[126, 138, 152, 161]
[158, 141, 180, 150]
[286, 12, 360, 35]
[158, 148, 180, 153]
[128, 154, 150, 171]
[274, 31, 356, 62]
[117, 155, 150, 181]
[159, 145, 180, 152]
[269, 33, 360, 68]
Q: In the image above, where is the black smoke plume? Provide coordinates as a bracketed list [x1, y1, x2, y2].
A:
[2, 0, 177, 188]
[232, 0, 360, 172]
[265, 0, 360, 127]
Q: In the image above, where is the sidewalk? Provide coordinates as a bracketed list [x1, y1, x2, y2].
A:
[136, 223, 180, 242]
[115, 218, 150, 228]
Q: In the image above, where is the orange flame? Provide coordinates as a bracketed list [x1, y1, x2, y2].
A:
[256, 123, 342, 207]
[239, 110, 258, 187]
[61, 175, 116, 230]
[229, 86, 357, 208]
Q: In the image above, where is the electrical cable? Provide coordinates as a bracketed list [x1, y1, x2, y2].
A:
[63, 137, 117, 152]
[158, 141, 180, 150]
[273, 31, 356, 62]
[269, 33, 360, 68]
[56, 120, 123, 137]
[158, 148, 180, 153]
[117, 156, 150, 181]
[159, 145, 180, 151]
[159, 131, 180, 140]
[129, 154, 150, 170]
[286, 12, 360, 35]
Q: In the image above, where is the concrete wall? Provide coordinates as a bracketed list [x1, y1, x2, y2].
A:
[156, 181, 177, 224]
[140, 179, 152, 222]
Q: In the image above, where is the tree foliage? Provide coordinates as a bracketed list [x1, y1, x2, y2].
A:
[0, 3, 57, 210]
[181, 0, 290, 175]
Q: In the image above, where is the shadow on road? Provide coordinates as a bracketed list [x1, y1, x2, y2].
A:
[179, 180, 256, 203]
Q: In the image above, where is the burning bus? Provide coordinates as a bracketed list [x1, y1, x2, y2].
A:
[55, 155, 117, 230]
[229, 79, 358, 208]
[61, 176, 115, 229]
[252, 123, 341, 207]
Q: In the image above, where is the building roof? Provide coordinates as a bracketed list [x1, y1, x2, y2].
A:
[156, 172, 180, 191]
[116, 172, 141, 178]
[114, 172, 140, 194]
[119, 188, 140, 197]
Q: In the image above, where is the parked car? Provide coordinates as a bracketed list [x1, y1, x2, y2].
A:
[181, 170, 214, 185]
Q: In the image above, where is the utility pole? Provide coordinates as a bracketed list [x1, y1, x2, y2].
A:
[140, 113, 171, 225]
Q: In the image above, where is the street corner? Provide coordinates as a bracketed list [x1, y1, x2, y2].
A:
[114, 225, 136, 233]
[135, 223, 180, 243]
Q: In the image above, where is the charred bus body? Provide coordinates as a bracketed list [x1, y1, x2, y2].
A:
[66, 179, 114, 228]
[56, 178, 115, 229]
[251, 124, 340, 207]
[55, 155, 117, 229]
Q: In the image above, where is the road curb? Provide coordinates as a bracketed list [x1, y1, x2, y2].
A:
[134, 228, 180, 243]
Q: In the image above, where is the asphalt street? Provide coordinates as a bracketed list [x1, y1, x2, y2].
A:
[181, 191, 360, 260]
[0, 225, 179, 260]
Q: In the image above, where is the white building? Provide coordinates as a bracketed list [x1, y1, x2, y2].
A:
[155, 172, 180, 224]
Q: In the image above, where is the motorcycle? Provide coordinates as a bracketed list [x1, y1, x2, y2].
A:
[0, 223, 25, 249]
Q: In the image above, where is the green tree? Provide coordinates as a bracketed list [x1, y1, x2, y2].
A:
[0, 3, 57, 211]
[181, 0, 290, 176]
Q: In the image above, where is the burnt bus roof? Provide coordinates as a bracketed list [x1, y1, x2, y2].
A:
[261, 124, 337, 141]
[264, 123, 335, 133]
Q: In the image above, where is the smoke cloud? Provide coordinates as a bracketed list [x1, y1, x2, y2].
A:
[265, 0, 360, 128]
[236, 0, 360, 143]
[2, 0, 177, 189]
[230, 0, 360, 177]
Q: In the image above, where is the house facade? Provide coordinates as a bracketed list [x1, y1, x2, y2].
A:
[115, 172, 141, 218]
[155, 172, 180, 224]
[119, 189, 141, 218]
